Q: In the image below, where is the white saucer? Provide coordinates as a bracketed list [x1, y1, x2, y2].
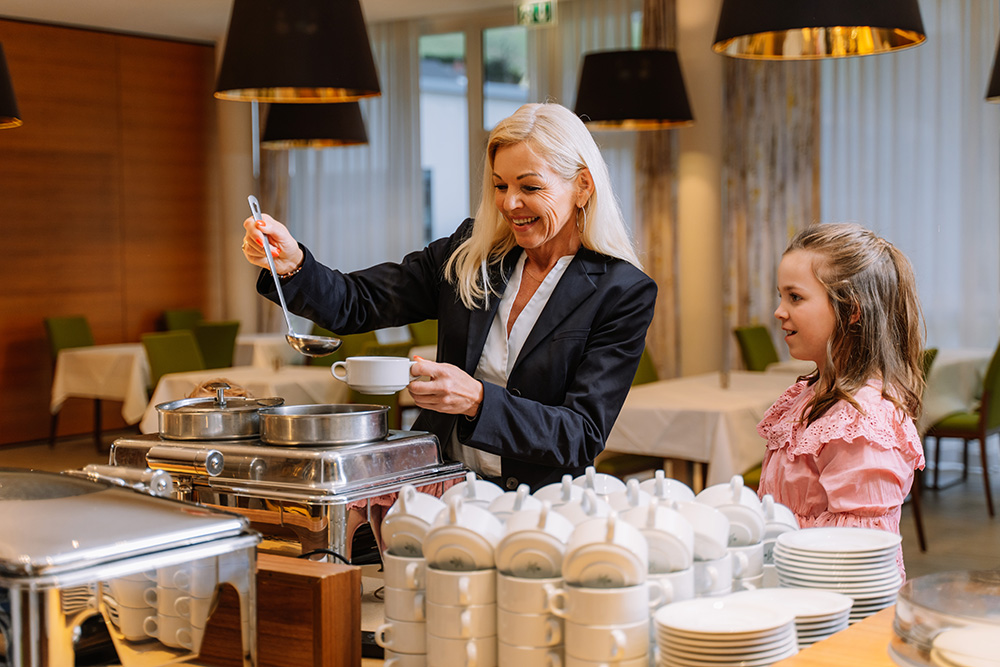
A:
[773, 546, 897, 567]
[662, 637, 797, 662]
[776, 527, 900, 555]
[654, 598, 795, 637]
[494, 532, 564, 579]
[659, 626, 796, 651]
[656, 644, 798, 667]
[422, 526, 498, 571]
[728, 587, 854, 619]
[347, 383, 407, 395]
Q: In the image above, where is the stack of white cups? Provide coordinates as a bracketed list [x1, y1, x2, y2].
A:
[422, 494, 504, 667]
[549, 510, 655, 667]
[760, 493, 800, 587]
[695, 475, 768, 593]
[378, 485, 446, 666]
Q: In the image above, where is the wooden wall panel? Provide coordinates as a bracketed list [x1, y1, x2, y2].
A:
[0, 20, 213, 445]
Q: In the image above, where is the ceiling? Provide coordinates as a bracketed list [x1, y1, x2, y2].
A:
[0, 0, 509, 44]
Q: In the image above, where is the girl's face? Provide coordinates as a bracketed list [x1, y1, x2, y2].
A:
[774, 249, 837, 370]
[492, 142, 588, 254]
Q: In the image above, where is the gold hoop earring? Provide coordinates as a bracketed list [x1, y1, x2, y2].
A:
[577, 206, 587, 234]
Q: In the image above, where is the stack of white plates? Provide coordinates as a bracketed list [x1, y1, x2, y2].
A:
[929, 626, 1000, 667]
[653, 597, 798, 667]
[729, 588, 853, 648]
[773, 527, 901, 623]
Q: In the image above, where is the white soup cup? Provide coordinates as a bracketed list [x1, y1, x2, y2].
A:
[424, 567, 497, 606]
[375, 618, 427, 654]
[547, 582, 660, 625]
[563, 618, 648, 661]
[497, 608, 563, 647]
[425, 633, 497, 667]
[498, 642, 563, 667]
[331, 355, 417, 394]
[381, 553, 427, 591]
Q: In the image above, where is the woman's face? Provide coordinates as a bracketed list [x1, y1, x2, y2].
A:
[492, 142, 587, 254]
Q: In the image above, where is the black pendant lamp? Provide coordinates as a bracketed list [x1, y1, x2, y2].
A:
[262, 102, 368, 149]
[0, 43, 22, 129]
[987, 38, 1000, 102]
[214, 0, 381, 102]
[574, 50, 694, 130]
[712, 0, 926, 59]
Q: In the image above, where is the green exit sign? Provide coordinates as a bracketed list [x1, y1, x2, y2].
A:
[518, 0, 556, 27]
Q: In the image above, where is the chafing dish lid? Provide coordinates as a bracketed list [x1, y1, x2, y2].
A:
[156, 395, 283, 414]
[0, 469, 249, 577]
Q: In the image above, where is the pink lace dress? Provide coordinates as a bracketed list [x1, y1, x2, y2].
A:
[756, 379, 925, 579]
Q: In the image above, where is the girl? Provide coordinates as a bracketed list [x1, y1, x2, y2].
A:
[757, 223, 925, 578]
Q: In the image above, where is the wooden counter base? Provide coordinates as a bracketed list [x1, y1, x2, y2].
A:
[774, 607, 895, 666]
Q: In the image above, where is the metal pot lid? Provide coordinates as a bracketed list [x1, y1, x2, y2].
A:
[0, 469, 248, 577]
[156, 382, 284, 414]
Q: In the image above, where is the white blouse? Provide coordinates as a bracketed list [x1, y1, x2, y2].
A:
[450, 252, 575, 477]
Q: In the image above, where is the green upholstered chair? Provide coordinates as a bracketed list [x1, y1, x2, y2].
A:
[44, 316, 101, 450]
[408, 319, 438, 347]
[632, 346, 659, 386]
[163, 308, 203, 331]
[142, 330, 206, 388]
[733, 325, 780, 372]
[924, 342, 1000, 518]
[192, 320, 241, 369]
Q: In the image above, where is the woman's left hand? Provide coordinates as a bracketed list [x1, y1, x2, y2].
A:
[407, 357, 484, 417]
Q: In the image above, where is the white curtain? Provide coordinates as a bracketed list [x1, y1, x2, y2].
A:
[820, 0, 1000, 349]
[278, 21, 423, 273]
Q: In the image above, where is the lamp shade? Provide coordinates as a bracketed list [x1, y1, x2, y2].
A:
[987, 38, 1000, 102]
[262, 102, 368, 149]
[214, 0, 380, 102]
[574, 50, 694, 130]
[0, 43, 22, 129]
[712, 0, 926, 59]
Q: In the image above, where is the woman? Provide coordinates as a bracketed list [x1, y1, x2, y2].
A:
[241, 102, 657, 491]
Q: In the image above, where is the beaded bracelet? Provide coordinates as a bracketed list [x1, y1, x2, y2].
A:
[277, 261, 304, 279]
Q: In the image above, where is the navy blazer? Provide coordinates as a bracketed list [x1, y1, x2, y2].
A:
[257, 220, 657, 491]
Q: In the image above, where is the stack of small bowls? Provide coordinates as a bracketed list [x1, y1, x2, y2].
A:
[495, 501, 573, 667]
[378, 485, 446, 665]
[549, 511, 655, 667]
[422, 492, 504, 667]
[694, 475, 767, 593]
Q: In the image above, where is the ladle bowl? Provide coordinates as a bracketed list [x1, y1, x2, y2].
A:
[248, 195, 341, 358]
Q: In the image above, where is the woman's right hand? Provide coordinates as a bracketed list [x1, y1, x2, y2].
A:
[241, 213, 305, 276]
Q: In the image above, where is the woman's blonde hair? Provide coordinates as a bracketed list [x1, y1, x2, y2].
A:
[787, 223, 925, 425]
[444, 103, 641, 308]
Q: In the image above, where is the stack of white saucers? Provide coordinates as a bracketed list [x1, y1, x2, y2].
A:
[728, 588, 853, 648]
[773, 527, 901, 623]
[653, 597, 798, 667]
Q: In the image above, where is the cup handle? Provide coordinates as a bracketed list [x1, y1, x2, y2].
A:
[609, 629, 626, 660]
[548, 651, 563, 667]
[408, 359, 419, 379]
[143, 616, 158, 637]
[414, 591, 426, 622]
[732, 551, 749, 579]
[730, 475, 744, 504]
[405, 561, 421, 590]
[466, 640, 478, 667]
[331, 361, 348, 382]
[547, 587, 568, 618]
[460, 608, 472, 638]
[374, 623, 393, 649]
[177, 627, 194, 650]
[650, 579, 671, 607]
[706, 566, 719, 589]
[458, 576, 471, 606]
[175, 596, 191, 618]
[143, 587, 157, 607]
[546, 617, 562, 645]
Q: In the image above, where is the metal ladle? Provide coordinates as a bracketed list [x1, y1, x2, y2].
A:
[247, 195, 342, 357]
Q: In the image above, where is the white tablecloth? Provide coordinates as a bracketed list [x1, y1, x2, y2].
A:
[605, 371, 795, 486]
[139, 366, 350, 433]
[917, 348, 992, 434]
[233, 333, 305, 369]
[50, 343, 151, 424]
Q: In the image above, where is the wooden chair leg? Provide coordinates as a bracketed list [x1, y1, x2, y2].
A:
[962, 439, 970, 482]
[910, 469, 927, 552]
[49, 411, 60, 448]
[932, 436, 942, 489]
[980, 436, 995, 518]
[93, 398, 103, 452]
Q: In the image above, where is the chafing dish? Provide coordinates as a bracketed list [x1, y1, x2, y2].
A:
[110, 404, 467, 564]
[0, 468, 259, 667]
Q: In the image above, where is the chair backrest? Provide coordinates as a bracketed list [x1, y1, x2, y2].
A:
[408, 319, 438, 346]
[192, 320, 240, 369]
[733, 325, 780, 372]
[981, 342, 1000, 431]
[632, 346, 659, 386]
[163, 308, 204, 331]
[921, 347, 939, 380]
[142, 330, 206, 387]
[44, 316, 95, 359]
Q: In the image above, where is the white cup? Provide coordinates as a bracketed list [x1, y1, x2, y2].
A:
[384, 649, 428, 667]
[488, 483, 542, 521]
[647, 568, 695, 608]
[425, 600, 497, 639]
[331, 356, 417, 394]
[497, 608, 563, 647]
[423, 497, 504, 571]
[605, 478, 652, 513]
[143, 612, 195, 650]
[496, 502, 574, 579]
[108, 577, 154, 607]
[695, 475, 766, 547]
[692, 554, 733, 597]
[572, 466, 626, 500]
[375, 618, 428, 654]
[498, 642, 563, 667]
[497, 573, 562, 614]
[729, 542, 765, 580]
[619, 499, 695, 573]
[425, 633, 497, 667]
[553, 488, 611, 526]
[563, 619, 648, 661]
[113, 603, 154, 641]
[533, 474, 583, 510]
[762, 494, 800, 542]
[144, 586, 187, 616]
[638, 471, 695, 504]
[156, 560, 218, 598]
[382, 553, 427, 591]
[382, 485, 447, 557]
[675, 501, 730, 561]
[425, 567, 497, 606]
[547, 583, 660, 625]
[383, 586, 426, 623]
[562, 512, 648, 588]
[564, 655, 647, 667]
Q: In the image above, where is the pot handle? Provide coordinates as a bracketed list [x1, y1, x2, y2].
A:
[147, 446, 224, 477]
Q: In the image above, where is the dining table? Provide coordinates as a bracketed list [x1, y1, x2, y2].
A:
[773, 606, 896, 666]
[50, 343, 151, 425]
[605, 370, 797, 488]
[233, 332, 306, 370]
[916, 347, 992, 435]
[139, 366, 350, 434]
